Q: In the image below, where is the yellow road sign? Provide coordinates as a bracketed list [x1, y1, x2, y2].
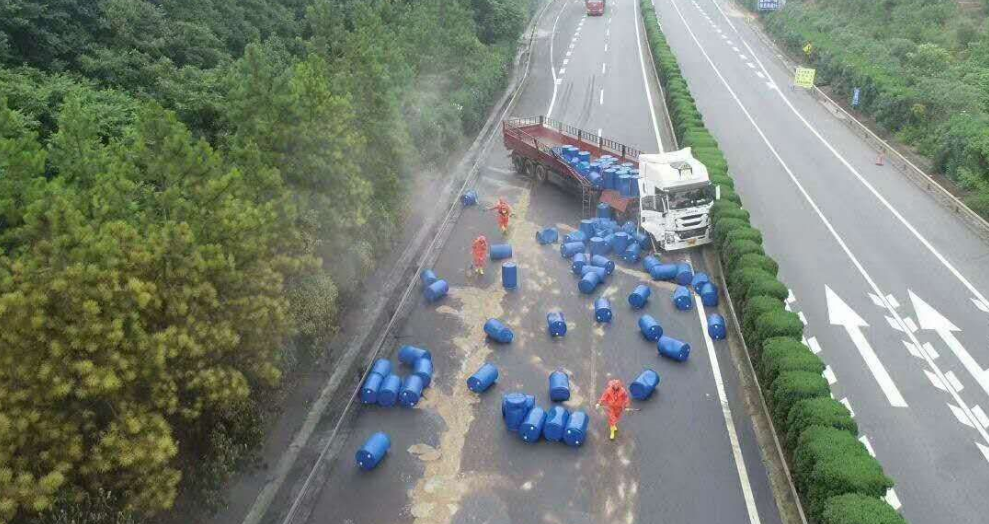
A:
[794, 67, 816, 88]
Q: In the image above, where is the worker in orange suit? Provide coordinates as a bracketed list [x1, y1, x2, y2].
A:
[471, 235, 489, 275]
[489, 197, 513, 234]
[596, 379, 632, 440]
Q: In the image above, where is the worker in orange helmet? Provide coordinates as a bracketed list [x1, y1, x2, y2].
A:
[489, 197, 513, 235]
[471, 235, 489, 275]
[596, 379, 633, 440]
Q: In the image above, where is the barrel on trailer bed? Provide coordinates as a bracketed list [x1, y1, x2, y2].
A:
[502, 116, 640, 218]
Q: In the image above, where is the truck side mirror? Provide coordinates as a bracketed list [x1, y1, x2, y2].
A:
[715, 185, 722, 201]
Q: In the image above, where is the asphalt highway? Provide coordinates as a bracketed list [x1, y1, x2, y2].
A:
[650, 0, 989, 521]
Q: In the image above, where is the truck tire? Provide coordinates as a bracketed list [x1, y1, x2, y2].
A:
[534, 165, 548, 184]
[523, 159, 535, 177]
[512, 154, 525, 175]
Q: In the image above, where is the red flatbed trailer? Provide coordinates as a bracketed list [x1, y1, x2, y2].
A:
[502, 116, 640, 217]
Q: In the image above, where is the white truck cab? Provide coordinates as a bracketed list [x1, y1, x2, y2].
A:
[637, 148, 715, 251]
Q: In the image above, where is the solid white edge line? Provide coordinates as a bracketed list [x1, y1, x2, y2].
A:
[641, 0, 759, 518]
[672, 0, 989, 445]
[600, 88, 604, 105]
[547, 1, 568, 117]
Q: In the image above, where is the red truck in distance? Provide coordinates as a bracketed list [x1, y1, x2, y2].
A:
[586, 0, 605, 16]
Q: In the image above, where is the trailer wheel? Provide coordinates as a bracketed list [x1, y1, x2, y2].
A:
[534, 165, 548, 184]
[523, 158, 535, 177]
[511, 154, 525, 174]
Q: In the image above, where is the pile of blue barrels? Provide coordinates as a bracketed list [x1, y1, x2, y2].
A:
[360, 345, 434, 409]
[554, 146, 641, 198]
[501, 370, 590, 446]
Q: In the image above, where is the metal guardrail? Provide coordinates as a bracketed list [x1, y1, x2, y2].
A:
[504, 115, 643, 161]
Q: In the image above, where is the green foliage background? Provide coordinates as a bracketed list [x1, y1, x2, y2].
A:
[0, 0, 535, 521]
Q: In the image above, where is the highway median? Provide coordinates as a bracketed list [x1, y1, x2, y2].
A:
[640, 1, 908, 522]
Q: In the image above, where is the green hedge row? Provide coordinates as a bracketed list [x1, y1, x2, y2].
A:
[640, 2, 905, 521]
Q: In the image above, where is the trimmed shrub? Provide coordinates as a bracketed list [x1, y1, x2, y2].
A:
[734, 253, 778, 276]
[714, 218, 749, 247]
[786, 397, 858, 452]
[759, 337, 826, 390]
[711, 200, 746, 223]
[820, 493, 907, 524]
[719, 185, 742, 205]
[710, 174, 736, 189]
[723, 239, 764, 272]
[725, 227, 763, 246]
[746, 278, 788, 303]
[742, 296, 785, 342]
[729, 267, 777, 304]
[754, 309, 804, 349]
[770, 371, 831, 430]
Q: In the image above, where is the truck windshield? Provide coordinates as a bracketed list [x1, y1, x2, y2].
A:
[667, 186, 713, 210]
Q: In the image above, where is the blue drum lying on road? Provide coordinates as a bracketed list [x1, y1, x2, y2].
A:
[623, 242, 641, 263]
[675, 263, 694, 286]
[595, 298, 613, 323]
[399, 375, 425, 407]
[658, 336, 691, 362]
[424, 279, 449, 303]
[413, 358, 433, 388]
[543, 406, 570, 442]
[634, 231, 648, 247]
[628, 284, 651, 309]
[565, 230, 588, 244]
[708, 313, 727, 340]
[571, 253, 588, 274]
[361, 372, 383, 404]
[421, 269, 438, 287]
[579, 271, 602, 294]
[502, 262, 518, 290]
[699, 282, 719, 307]
[638, 314, 663, 341]
[490, 243, 513, 260]
[590, 255, 615, 274]
[502, 392, 535, 432]
[549, 371, 571, 401]
[580, 265, 607, 280]
[377, 374, 402, 407]
[650, 263, 678, 281]
[643, 255, 662, 274]
[537, 227, 559, 245]
[673, 285, 694, 311]
[467, 363, 499, 393]
[520, 407, 547, 443]
[461, 190, 478, 207]
[399, 345, 431, 365]
[370, 359, 392, 377]
[356, 432, 390, 471]
[691, 272, 711, 292]
[547, 312, 567, 337]
[561, 241, 585, 259]
[630, 369, 661, 400]
[484, 318, 514, 344]
[563, 411, 590, 447]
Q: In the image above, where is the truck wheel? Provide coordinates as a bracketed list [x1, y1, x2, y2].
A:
[523, 159, 535, 177]
[535, 165, 548, 184]
[512, 154, 525, 174]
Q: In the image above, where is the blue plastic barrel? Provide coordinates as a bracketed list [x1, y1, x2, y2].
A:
[413, 358, 433, 388]
[462, 190, 478, 207]
[484, 318, 514, 344]
[650, 263, 678, 281]
[673, 286, 694, 311]
[699, 282, 719, 307]
[617, 175, 631, 197]
[588, 171, 604, 188]
[547, 312, 567, 337]
[589, 237, 608, 256]
[490, 243, 513, 260]
[630, 369, 661, 400]
[377, 374, 401, 407]
[691, 272, 711, 293]
[597, 202, 611, 219]
[398, 345, 431, 365]
[361, 372, 383, 404]
[502, 392, 534, 432]
[603, 233, 616, 250]
[561, 241, 585, 259]
[590, 255, 615, 274]
[399, 375, 425, 407]
[629, 284, 652, 309]
[595, 298, 613, 322]
[708, 313, 727, 340]
[580, 265, 607, 280]
[621, 162, 634, 169]
[628, 175, 640, 197]
[370, 359, 392, 378]
[579, 219, 597, 238]
[537, 227, 559, 245]
[578, 151, 591, 163]
[578, 271, 602, 294]
[421, 269, 438, 287]
[563, 411, 590, 447]
[543, 406, 570, 442]
[675, 263, 694, 286]
[424, 280, 449, 303]
[502, 262, 518, 290]
[658, 336, 691, 362]
[467, 363, 499, 393]
[549, 371, 571, 401]
[643, 255, 662, 274]
[571, 253, 588, 274]
[356, 432, 390, 471]
[603, 168, 617, 189]
[634, 231, 649, 247]
[578, 161, 590, 175]
[623, 242, 642, 263]
[520, 407, 547, 443]
[565, 230, 588, 244]
[611, 232, 630, 253]
[638, 314, 663, 341]
[622, 221, 638, 236]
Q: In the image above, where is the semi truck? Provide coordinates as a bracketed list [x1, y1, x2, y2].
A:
[502, 116, 714, 251]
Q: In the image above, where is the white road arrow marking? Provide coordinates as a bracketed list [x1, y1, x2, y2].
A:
[826, 286, 908, 407]
[925, 369, 947, 391]
[949, 403, 974, 427]
[972, 298, 989, 313]
[903, 341, 923, 359]
[869, 293, 885, 308]
[910, 290, 989, 398]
